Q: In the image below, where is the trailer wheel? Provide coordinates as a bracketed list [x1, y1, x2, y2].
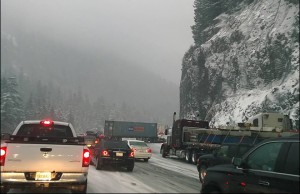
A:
[185, 150, 192, 163]
[192, 150, 197, 164]
[161, 147, 167, 158]
[199, 165, 207, 183]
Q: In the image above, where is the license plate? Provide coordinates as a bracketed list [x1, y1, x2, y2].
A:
[116, 152, 123, 157]
[35, 172, 51, 181]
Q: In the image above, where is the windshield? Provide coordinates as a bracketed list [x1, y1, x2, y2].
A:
[104, 141, 129, 149]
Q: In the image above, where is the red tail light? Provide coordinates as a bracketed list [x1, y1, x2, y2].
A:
[129, 151, 134, 157]
[1, 147, 7, 166]
[146, 148, 152, 153]
[102, 150, 110, 157]
[82, 149, 90, 167]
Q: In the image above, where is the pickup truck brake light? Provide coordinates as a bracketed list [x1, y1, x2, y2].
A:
[40, 120, 54, 127]
[82, 149, 90, 167]
[146, 148, 152, 153]
[0, 147, 7, 166]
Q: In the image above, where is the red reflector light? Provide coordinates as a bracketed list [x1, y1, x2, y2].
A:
[40, 120, 54, 126]
[102, 150, 110, 156]
[240, 182, 246, 187]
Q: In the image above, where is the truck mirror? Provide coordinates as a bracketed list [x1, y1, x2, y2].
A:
[232, 157, 242, 166]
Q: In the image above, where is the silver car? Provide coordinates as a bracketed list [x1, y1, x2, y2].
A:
[125, 140, 152, 162]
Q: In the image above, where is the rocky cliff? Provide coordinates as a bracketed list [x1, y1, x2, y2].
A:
[180, 0, 299, 127]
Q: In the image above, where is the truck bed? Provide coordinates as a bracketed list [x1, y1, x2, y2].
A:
[3, 142, 86, 172]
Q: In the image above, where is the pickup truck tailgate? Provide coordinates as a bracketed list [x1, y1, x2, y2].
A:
[3, 143, 84, 172]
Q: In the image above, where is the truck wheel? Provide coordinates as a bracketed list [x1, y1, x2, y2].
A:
[161, 147, 166, 158]
[144, 158, 149, 162]
[71, 180, 87, 194]
[185, 150, 192, 163]
[192, 151, 197, 164]
[95, 157, 103, 170]
[199, 165, 207, 183]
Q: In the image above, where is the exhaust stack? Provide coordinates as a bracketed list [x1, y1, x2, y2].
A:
[173, 112, 176, 123]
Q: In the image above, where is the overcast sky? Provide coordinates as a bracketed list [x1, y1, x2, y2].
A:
[2, 0, 195, 85]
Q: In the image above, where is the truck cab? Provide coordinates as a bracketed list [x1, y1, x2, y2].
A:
[160, 118, 211, 163]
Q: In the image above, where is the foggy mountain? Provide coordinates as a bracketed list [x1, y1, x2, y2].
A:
[1, 24, 179, 128]
[180, 0, 299, 127]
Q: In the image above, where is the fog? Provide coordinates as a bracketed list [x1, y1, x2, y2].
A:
[2, 0, 195, 85]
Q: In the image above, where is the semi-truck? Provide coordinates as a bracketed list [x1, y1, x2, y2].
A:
[104, 120, 158, 142]
[160, 112, 298, 164]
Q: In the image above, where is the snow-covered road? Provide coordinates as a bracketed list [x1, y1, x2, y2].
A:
[8, 143, 201, 193]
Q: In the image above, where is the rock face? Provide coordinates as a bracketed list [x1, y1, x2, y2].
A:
[180, 0, 299, 128]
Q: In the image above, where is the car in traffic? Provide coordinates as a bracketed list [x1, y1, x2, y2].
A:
[197, 143, 254, 183]
[201, 135, 299, 193]
[124, 139, 152, 162]
[90, 139, 134, 171]
[0, 120, 90, 194]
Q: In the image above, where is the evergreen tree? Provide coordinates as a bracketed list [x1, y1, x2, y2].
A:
[24, 93, 35, 119]
[1, 77, 24, 133]
[192, 0, 246, 45]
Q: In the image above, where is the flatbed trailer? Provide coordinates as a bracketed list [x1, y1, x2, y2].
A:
[160, 112, 298, 164]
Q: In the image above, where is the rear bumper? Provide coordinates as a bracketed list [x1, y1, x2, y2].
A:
[134, 153, 152, 159]
[101, 157, 134, 166]
[1, 172, 88, 184]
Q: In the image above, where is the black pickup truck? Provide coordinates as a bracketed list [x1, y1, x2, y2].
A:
[196, 143, 253, 183]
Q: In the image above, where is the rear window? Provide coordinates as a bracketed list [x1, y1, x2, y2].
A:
[129, 141, 148, 147]
[215, 145, 229, 157]
[16, 124, 73, 138]
[104, 141, 129, 149]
